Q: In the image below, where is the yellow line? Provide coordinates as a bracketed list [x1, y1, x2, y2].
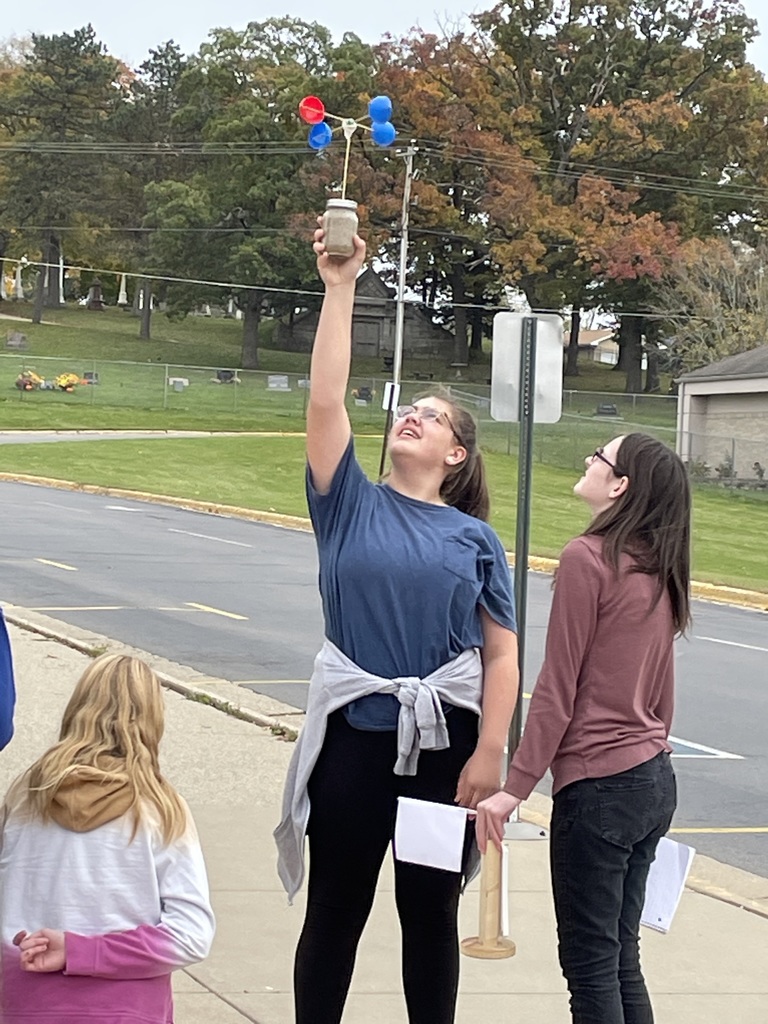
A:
[35, 558, 78, 572]
[671, 827, 768, 834]
[185, 602, 248, 621]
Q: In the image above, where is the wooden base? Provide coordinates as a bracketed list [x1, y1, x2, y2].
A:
[460, 936, 517, 960]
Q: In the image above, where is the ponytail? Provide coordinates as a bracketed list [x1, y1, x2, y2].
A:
[441, 447, 490, 520]
[413, 391, 490, 521]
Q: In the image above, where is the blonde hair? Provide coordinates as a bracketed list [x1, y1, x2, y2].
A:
[17, 654, 187, 844]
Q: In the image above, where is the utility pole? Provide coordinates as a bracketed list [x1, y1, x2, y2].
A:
[379, 145, 417, 478]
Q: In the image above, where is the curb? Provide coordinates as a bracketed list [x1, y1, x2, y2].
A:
[2, 473, 766, 609]
[2, 609, 302, 742]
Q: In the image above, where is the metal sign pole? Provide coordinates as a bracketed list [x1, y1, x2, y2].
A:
[509, 315, 538, 760]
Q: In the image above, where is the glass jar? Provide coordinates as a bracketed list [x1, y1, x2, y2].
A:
[322, 199, 359, 258]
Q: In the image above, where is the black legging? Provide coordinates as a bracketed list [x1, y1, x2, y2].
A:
[294, 706, 479, 1024]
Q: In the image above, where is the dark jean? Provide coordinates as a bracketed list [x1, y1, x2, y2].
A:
[293, 707, 478, 1024]
[550, 751, 677, 1024]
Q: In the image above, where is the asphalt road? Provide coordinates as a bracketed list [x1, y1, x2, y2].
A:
[0, 480, 765, 877]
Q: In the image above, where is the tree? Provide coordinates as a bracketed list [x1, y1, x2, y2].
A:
[372, 31, 537, 366]
[145, 19, 379, 368]
[0, 26, 123, 319]
[652, 236, 768, 374]
[102, 40, 192, 335]
[465, 0, 763, 391]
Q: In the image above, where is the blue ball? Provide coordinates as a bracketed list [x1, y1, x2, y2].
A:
[371, 120, 396, 146]
[308, 122, 333, 150]
[368, 95, 393, 123]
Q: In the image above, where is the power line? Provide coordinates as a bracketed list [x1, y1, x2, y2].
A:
[414, 142, 768, 207]
[413, 136, 768, 202]
[2, 133, 766, 206]
[0, 256, 702, 321]
[3, 225, 284, 234]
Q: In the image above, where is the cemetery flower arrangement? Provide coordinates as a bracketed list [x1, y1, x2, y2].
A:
[14, 369, 44, 391]
[54, 372, 81, 392]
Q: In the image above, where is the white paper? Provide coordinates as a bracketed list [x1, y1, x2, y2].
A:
[394, 797, 469, 873]
[641, 836, 696, 933]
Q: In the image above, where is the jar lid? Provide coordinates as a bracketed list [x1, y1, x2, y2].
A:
[325, 199, 358, 210]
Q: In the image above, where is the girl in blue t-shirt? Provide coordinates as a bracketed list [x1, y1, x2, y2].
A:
[286, 222, 519, 1024]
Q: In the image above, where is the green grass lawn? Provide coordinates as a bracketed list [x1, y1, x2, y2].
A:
[1, 300, 489, 380]
[1, 434, 765, 592]
[2, 300, 670, 395]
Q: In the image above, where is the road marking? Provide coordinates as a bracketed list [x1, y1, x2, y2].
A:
[30, 606, 125, 611]
[169, 528, 251, 548]
[668, 735, 743, 759]
[34, 558, 78, 572]
[671, 827, 768, 834]
[696, 635, 768, 654]
[39, 501, 92, 514]
[105, 505, 144, 512]
[185, 602, 248, 621]
[25, 604, 249, 615]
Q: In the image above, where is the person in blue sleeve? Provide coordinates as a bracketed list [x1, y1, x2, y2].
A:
[274, 223, 519, 1024]
[0, 610, 16, 751]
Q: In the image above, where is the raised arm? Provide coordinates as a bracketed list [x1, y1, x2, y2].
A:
[306, 222, 367, 494]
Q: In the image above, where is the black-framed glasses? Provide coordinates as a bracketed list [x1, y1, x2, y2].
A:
[592, 447, 625, 477]
[395, 404, 464, 446]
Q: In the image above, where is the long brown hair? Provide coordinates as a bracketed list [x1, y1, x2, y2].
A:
[584, 433, 691, 634]
[14, 654, 188, 843]
[415, 390, 490, 521]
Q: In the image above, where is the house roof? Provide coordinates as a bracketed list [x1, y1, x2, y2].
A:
[679, 345, 768, 382]
[564, 329, 615, 348]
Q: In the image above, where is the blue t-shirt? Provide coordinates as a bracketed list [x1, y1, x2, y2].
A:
[0, 610, 16, 751]
[307, 439, 517, 730]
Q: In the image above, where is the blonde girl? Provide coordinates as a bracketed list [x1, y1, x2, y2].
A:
[0, 654, 215, 1023]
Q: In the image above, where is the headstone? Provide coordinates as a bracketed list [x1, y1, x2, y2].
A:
[6, 331, 28, 350]
[86, 277, 105, 311]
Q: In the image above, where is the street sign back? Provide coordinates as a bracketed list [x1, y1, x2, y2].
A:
[491, 312, 564, 423]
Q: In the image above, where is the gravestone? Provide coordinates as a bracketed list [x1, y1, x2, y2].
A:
[6, 331, 28, 350]
[86, 277, 105, 311]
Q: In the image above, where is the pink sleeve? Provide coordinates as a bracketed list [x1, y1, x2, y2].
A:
[64, 822, 215, 980]
[503, 540, 601, 800]
[65, 923, 187, 979]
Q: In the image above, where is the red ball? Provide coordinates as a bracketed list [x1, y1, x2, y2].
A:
[299, 95, 325, 124]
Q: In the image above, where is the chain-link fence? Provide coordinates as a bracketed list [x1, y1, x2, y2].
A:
[678, 430, 768, 491]
[3, 354, 764, 491]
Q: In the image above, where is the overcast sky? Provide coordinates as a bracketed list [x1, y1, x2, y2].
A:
[4, 0, 768, 74]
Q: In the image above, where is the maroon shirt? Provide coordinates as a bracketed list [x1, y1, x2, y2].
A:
[504, 534, 675, 800]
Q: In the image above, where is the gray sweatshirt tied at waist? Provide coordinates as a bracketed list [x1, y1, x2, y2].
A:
[273, 640, 483, 901]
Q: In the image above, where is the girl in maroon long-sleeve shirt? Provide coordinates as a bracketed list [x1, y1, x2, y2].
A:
[477, 433, 691, 1024]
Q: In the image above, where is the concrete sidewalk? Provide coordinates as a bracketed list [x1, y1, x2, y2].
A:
[2, 617, 767, 1024]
